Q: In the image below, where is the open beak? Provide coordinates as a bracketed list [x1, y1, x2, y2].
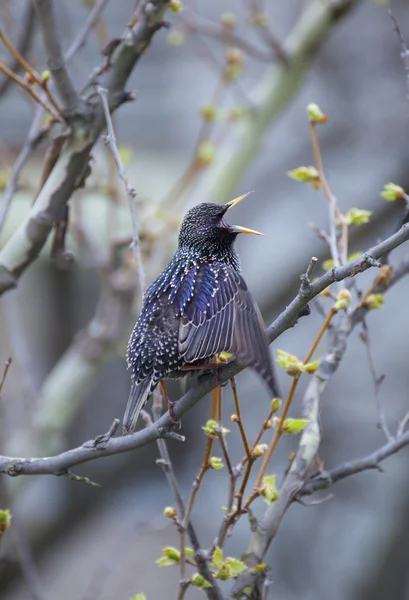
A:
[225, 192, 252, 210]
[229, 225, 264, 236]
[225, 192, 263, 236]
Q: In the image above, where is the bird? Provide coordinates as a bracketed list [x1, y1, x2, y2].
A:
[123, 194, 280, 434]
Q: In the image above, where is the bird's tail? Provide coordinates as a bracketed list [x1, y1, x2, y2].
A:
[123, 377, 152, 434]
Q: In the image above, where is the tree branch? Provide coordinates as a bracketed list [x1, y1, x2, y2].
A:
[96, 84, 145, 295]
[1, 224, 408, 476]
[209, 0, 360, 202]
[0, 1, 36, 98]
[65, 0, 111, 63]
[32, 0, 80, 113]
[0, 0, 169, 298]
[300, 430, 409, 496]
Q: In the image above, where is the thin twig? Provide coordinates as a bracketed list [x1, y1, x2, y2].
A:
[65, 0, 111, 62]
[301, 430, 409, 496]
[248, 0, 288, 64]
[183, 14, 275, 62]
[149, 388, 224, 600]
[0, 61, 60, 119]
[96, 85, 145, 297]
[0, 27, 62, 116]
[359, 327, 393, 442]
[250, 307, 337, 501]
[397, 411, 409, 438]
[230, 377, 251, 459]
[309, 120, 346, 266]
[389, 11, 409, 98]
[0, 3, 36, 98]
[160, 72, 229, 208]
[0, 357, 12, 395]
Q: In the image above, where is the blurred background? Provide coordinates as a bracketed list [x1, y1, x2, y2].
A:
[0, 0, 409, 598]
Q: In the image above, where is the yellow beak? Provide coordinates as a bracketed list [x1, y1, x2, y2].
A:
[225, 192, 253, 209]
[229, 225, 264, 236]
[225, 192, 263, 236]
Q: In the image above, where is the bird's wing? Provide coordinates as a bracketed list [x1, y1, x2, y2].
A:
[178, 263, 279, 396]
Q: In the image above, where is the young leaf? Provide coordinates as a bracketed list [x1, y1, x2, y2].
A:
[156, 556, 178, 567]
[130, 595, 147, 600]
[209, 456, 224, 470]
[212, 546, 224, 568]
[228, 558, 247, 577]
[380, 182, 404, 201]
[191, 573, 213, 588]
[282, 418, 309, 434]
[344, 208, 372, 225]
[287, 166, 320, 186]
[303, 360, 320, 374]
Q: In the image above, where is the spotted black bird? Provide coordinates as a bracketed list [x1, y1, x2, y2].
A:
[124, 194, 280, 433]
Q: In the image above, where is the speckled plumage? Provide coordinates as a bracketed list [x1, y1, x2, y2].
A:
[123, 202, 279, 433]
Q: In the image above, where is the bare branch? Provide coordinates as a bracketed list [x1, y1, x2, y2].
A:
[301, 430, 409, 496]
[209, 0, 360, 202]
[65, 0, 111, 63]
[0, 0, 169, 298]
[389, 11, 409, 98]
[359, 327, 393, 442]
[1, 224, 408, 475]
[32, 0, 80, 113]
[96, 84, 145, 295]
[0, 1, 36, 98]
[183, 14, 275, 63]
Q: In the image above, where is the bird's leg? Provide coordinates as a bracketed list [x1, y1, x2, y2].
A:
[160, 380, 177, 423]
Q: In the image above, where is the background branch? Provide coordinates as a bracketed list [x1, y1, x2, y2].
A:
[32, 0, 80, 113]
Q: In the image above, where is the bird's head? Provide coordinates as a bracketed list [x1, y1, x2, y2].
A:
[178, 194, 262, 257]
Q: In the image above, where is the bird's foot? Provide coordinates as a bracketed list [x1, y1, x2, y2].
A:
[167, 399, 181, 428]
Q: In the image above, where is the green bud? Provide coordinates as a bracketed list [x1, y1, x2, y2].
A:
[276, 349, 304, 377]
[261, 474, 278, 504]
[41, 70, 51, 83]
[364, 293, 384, 310]
[307, 102, 327, 123]
[202, 419, 230, 437]
[334, 288, 351, 312]
[251, 12, 270, 27]
[252, 444, 268, 458]
[200, 104, 218, 121]
[287, 166, 320, 189]
[167, 30, 185, 46]
[271, 397, 282, 413]
[197, 140, 216, 166]
[380, 182, 405, 201]
[0, 509, 11, 532]
[163, 506, 177, 518]
[169, 0, 183, 13]
[209, 456, 224, 470]
[220, 12, 236, 29]
[215, 562, 232, 581]
[344, 208, 372, 226]
[163, 546, 180, 561]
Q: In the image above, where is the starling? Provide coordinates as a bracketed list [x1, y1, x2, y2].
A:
[124, 194, 280, 433]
